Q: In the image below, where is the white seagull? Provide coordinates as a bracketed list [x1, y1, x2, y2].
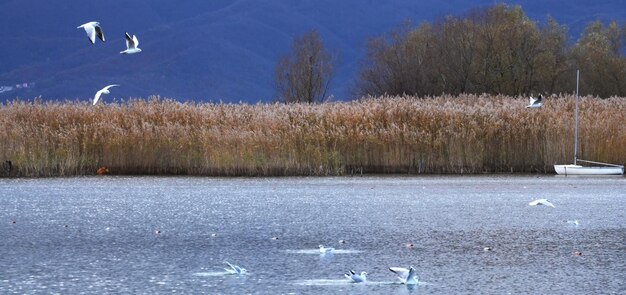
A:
[93, 85, 119, 105]
[77, 21, 105, 44]
[529, 198, 555, 208]
[566, 220, 580, 226]
[224, 261, 247, 275]
[389, 266, 418, 285]
[344, 270, 367, 283]
[318, 245, 334, 254]
[120, 32, 142, 54]
[526, 94, 543, 108]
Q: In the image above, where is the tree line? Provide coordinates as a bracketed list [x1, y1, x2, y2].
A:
[275, 4, 626, 102]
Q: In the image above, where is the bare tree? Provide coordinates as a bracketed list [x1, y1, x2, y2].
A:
[275, 30, 333, 103]
[573, 21, 626, 97]
[356, 5, 626, 98]
[433, 16, 479, 94]
[356, 22, 436, 97]
[535, 17, 571, 94]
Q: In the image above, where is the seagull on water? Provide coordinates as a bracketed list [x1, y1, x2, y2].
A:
[526, 94, 543, 108]
[344, 270, 367, 283]
[566, 220, 580, 226]
[77, 21, 105, 44]
[93, 85, 119, 105]
[389, 266, 418, 285]
[224, 261, 247, 275]
[529, 198, 555, 208]
[319, 245, 334, 254]
[120, 32, 142, 54]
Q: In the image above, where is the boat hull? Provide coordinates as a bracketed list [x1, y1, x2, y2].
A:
[554, 164, 624, 175]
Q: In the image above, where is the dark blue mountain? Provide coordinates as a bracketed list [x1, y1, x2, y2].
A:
[0, 0, 623, 103]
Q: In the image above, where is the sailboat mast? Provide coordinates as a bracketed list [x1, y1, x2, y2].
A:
[574, 70, 579, 165]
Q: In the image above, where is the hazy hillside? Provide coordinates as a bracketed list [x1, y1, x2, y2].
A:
[0, 0, 623, 103]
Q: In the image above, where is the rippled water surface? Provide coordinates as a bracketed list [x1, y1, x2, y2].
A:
[1, 175, 625, 294]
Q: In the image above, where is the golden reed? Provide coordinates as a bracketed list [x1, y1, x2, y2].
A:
[0, 95, 624, 177]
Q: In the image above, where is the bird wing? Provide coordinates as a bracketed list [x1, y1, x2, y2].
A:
[132, 35, 139, 47]
[83, 24, 96, 44]
[103, 84, 119, 91]
[125, 32, 134, 49]
[529, 199, 541, 206]
[223, 261, 237, 273]
[536, 94, 543, 103]
[93, 90, 104, 105]
[543, 200, 556, 208]
[95, 24, 105, 42]
[389, 267, 410, 280]
[406, 267, 418, 284]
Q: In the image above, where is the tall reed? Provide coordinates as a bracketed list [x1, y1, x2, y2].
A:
[0, 95, 624, 177]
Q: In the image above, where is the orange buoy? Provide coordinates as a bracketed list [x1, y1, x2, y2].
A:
[96, 166, 109, 175]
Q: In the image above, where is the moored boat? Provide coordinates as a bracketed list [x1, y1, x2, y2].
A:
[554, 164, 624, 175]
[553, 70, 624, 176]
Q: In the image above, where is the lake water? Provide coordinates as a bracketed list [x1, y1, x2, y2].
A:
[1, 175, 625, 294]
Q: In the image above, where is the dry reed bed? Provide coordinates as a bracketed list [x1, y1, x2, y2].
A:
[0, 95, 624, 177]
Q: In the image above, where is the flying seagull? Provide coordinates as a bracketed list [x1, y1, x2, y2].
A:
[344, 270, 367, 283]
[526, 94, 543, 108]
[529, 198, 555, 208]
[224, 261, 247, 275]
[319, 245, 334, 254]
[93, 85, 119, 105]
[389, 266, 418, 285]
[77, 22, 105, 44]
[120, 32, 142, 54]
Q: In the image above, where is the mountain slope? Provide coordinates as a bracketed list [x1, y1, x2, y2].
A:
[0, 0, 623, 102]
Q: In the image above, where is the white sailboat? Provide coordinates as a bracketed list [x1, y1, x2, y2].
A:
[554, 70, 624, 175]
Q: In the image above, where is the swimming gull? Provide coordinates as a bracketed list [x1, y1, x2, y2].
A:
[529, 199, 555, 208]
[344, 270, 367, 283]
[224, 261, 247, 275]
[77, 21, 105, 44]
[526, 94, 543, 108]
[566, 220, 580, 226]
[389, 266, 418, 285]
[120, 32, 142, 54]
[93, 84, 119, 105]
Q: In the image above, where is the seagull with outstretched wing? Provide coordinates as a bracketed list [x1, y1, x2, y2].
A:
[529, 198, 555, 208]
[526, 94, 543, 108]
[224, 261, 247, 275]
[344, 270, 367, 283]
[77, 21, 105, 44]
[389, 266, 418, 285]
[120, 32, 142, 54]
[93, 84, 119, 105]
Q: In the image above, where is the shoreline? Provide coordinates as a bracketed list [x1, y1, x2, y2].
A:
[5, 172, 624, 180]
[1, 95, 624, 177]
